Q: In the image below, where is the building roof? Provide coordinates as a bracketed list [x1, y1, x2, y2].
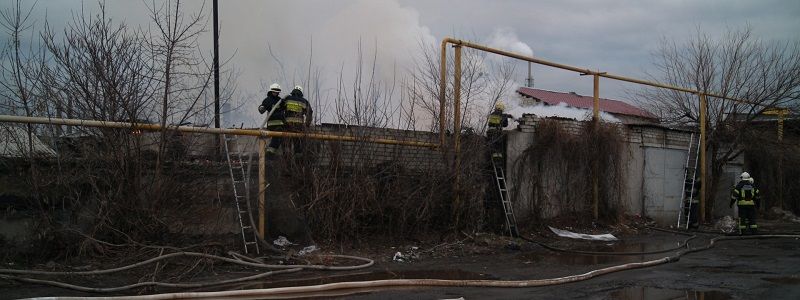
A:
[0, 126, 57, 158]
[517, 87, 658, 120]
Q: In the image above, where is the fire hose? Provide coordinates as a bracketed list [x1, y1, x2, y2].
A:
[6, 232, 799, 299]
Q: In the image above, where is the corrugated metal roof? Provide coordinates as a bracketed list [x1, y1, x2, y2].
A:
[517, 87, 657, 119]
[0, 126, 57, 158]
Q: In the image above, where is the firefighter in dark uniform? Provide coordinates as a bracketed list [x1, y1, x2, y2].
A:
[279, 86, 313, 158]
[484, 102, 513, 232]
[258, 83, 285, 156]
[487, 102, 513, 160]
[730, 172, 761, 235]
[687, 178, 701, 229]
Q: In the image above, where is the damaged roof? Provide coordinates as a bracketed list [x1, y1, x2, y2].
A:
[517, 87, 658, 120]
[0, 126, 57, 158]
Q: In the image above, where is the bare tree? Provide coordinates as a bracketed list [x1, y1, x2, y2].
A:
[639, 26, 800, 217]
[145, 0, 213, 187]
[0, 0, 45, 202]
[407, 39, 517, 134]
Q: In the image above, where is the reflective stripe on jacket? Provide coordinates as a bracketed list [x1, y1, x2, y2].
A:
[285, 117, 304, 124]
[488, 114, 502, 126]
[285, 99, 307, 113]
[731, 181, 759, 206]
[282, 95, 310, 125]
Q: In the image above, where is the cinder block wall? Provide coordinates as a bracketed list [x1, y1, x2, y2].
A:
[507, 115, 696, 225]
[141, 119, 741, 227]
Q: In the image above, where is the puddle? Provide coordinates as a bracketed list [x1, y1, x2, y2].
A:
[516, 240, 689, 266]
[205, 269, 492, 299]
[231, 269, 493, 290]
[762, 276, 800, 284]
[607, 287, 731, 300]
[691, 265, 773, 275]
[207, 286, 418, 299]
[518, 252, 643, 265]
[570, 241, 682, 253]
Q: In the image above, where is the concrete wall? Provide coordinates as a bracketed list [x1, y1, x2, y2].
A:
[506, 115, 707, 226]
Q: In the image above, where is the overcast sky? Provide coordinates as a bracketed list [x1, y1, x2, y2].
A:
[4, 0, 799, 125]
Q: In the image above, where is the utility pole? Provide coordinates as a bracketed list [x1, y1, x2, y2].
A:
[213, 0, 221, 157]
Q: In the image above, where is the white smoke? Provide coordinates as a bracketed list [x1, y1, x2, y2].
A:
[221, 0, 438, 125]
[505, 95, 622, 123]
[487, 27, 533, 57]
[23, 1, 561, 128]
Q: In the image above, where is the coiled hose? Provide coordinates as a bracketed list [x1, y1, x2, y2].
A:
[13, 232, 798, 300]
[0, 252, 374, 293]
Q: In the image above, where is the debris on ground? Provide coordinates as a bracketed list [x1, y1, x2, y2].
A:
[548, 226, 618, 241]
[715, 216, 737, 233]
[297, 245, 318, 256]
[393, 251, 408, 262]
[273, 236, 296, 247]
[504, 241, 521, 251]
[392, 246, 421, 262]
[769, 207, 800, 223]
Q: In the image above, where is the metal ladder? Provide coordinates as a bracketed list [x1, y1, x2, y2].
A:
[223, 133, 260, 254]
[677, 132, 701, 229]
[492, 156, 519, 237]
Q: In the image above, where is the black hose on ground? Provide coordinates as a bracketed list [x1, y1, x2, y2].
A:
[648, 225, 795, 236]
[519, 226, 698, 256]
[28, 234, 800, 300]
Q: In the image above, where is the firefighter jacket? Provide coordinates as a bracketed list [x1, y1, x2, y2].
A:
[281, 93, 312, 126]
[488, 109, 512, 129]
[688, 180, 701, 204]
[259, 93, 285, 127]
[730, 180, 760, 207]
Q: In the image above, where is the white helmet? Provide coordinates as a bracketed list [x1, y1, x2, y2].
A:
[496, 102, 506, 111]
[269, 83, 281, 92]
[293, 85, 303, 92]
[740, 172, 754, 183]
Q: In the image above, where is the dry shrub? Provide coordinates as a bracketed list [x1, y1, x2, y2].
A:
[743, 123, 800, 214]
[3, 133, 223, 262]
[277, 126, 484, 241]
[512, 118, 626, 222]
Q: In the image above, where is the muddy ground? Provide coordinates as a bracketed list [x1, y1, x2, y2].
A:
[2, 219, 800, 300]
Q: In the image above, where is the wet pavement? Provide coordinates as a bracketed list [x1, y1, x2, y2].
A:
[4, 227, 800, 299]
[606, 287, 731, 300]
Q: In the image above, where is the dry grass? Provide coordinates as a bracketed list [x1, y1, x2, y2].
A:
[511, 119, 626, 222]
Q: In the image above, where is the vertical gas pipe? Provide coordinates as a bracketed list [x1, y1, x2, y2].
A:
[439, 40, 448, 150]
[258, 139, 267, 239]
[699, 93, 707, 223]
[453, 45, 463, 222]
[592, 73, 600, 219]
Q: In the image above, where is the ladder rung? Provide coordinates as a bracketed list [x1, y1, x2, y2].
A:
[239, 210, 247, 214]
[245, 242, 257, 245]
[242, 226, 252, 229]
